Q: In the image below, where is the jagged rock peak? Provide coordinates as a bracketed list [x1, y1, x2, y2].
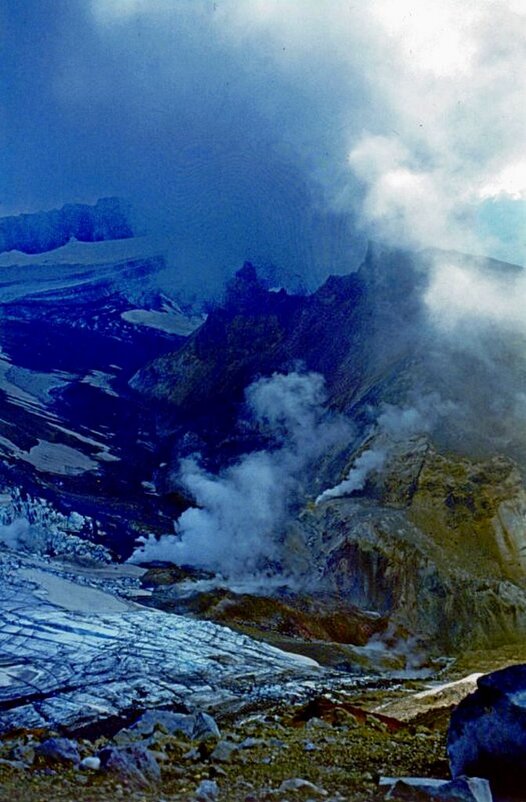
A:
[0, 197, 134, 255]
[224, 261, 291, 314]
[236, 261, 259, 282]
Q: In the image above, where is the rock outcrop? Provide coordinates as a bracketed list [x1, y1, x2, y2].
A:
[448, 665, 526, 799]
[129, 245, 526, 462]
[296, 441, 526, 652]
[0, 198, 133, 255]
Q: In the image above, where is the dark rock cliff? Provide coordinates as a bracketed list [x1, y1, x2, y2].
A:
[0, 197, 133, 255]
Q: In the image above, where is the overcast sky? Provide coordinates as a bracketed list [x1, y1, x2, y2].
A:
[1, 0, 525, 292]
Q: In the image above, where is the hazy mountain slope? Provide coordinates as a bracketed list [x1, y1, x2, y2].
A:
[131, 243, 526, 461]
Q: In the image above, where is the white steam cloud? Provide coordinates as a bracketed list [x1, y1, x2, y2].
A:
[130, 372, 351, 576]
[316, 394, 456, 504]
[424, 254, 526, 334]
[315, 448, 387, 504]
[0, 519, 30, 551]
[216, 0, 526, 263]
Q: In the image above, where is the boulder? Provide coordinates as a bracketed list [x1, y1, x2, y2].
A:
[98, 744, 161, 789]
[79, 756, 101, 771]
[448, 664, 526, 797]
[10, 743, 35, 766]
[192, 712, 221, 741]
[278, 777, 328, 796]
[129, 710, 195, 738]
[194, 779, 219, 801]
[128, 709, 220, 741]
[380, 776, 492, 801]
[210, 740, 238, 763]
[36, 737, 80, 766]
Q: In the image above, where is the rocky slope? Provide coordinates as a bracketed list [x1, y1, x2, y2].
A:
[128, 245, 526, 658]
[0, 225, 205, 555]
[297, 441, 526, 653]
[131, 244, 526, 462]
[136, 439, 526, 663]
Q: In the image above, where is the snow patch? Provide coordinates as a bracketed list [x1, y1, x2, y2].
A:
[0, 236, 158, 268]
[23, 440, 99, 476]
[121, 307, 206, 335]
[19, 568, 134, 613]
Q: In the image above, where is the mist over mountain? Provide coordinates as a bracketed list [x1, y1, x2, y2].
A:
[2, 1, 524, 300]
[131, 244, 526, 466]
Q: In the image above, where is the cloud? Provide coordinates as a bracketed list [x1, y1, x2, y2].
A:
[3, 0, 524, 301]
[129, 371, 351, 577]
[424, 254, 526, 333]
[479, 161, 526, 202]
[220, 0, 526, 262]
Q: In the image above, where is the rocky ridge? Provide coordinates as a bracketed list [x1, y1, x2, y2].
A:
[0, 198, 133, 255]
[127, 247, 526, 657]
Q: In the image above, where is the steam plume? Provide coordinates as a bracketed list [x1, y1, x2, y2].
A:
[130, 371, 351, 576]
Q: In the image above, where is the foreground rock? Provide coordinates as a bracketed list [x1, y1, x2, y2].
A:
[448, 664, 526, 799]
[126, 709, 220, 741]
[36, 737, 80, 766]
[0, 679, 451, 801]
[98, 743, 161, 789]
[0, 548, 319, 737]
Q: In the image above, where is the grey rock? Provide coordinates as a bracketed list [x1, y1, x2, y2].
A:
[130, 710, 196, 738]
[10, 743, 35, 765]
[380, 776, 492, 801]
[303, 740, 317, 751]
[99, 744, 160, 789]
[0, 758, 26, 771]
[209, 766, 227, 778]
[112, 728, 144, 745]
[277, 777, 328, 796]
[268, 737, 287, 747]
[210, 740, 238, 763]
[192, 711, 221, 741]
[195, 778, 220, 801]
[447, 665, 526, 797]
[36, 737, 80, 766]
[238, 737, 266, 749]
[380, 778, 451, 791]
[305, 717, 331, 730]
[183, 746, 201, 761]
